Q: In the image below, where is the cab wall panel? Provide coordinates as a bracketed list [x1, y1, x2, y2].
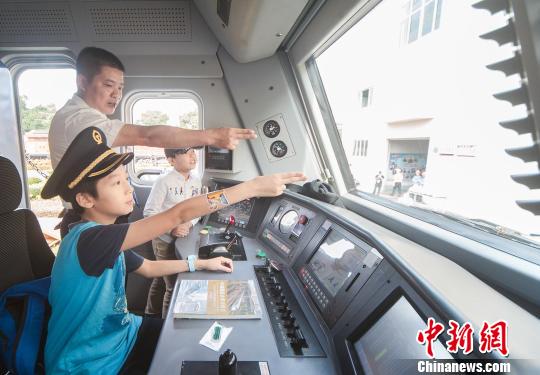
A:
[218, 48, 320, 179]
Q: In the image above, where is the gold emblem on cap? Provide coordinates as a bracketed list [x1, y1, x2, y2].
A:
[92, 130, 103, 145]
[68, 149, 114, 189]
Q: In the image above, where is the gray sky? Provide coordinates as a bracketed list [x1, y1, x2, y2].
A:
[17, 69, 198, 126]
[18, 68, 76, 109]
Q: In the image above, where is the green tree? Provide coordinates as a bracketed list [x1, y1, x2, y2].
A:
[137, 110, 169, 125]
[179, 111, 199, 130]
[19, 95, 56, 132]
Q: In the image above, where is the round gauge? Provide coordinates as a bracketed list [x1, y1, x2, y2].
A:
[270, 141, 288, 158]
[279, 210, 299, 234]
[263, 120, 280, 138]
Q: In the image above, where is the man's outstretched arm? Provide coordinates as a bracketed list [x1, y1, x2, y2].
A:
[112, 123, 256, 150]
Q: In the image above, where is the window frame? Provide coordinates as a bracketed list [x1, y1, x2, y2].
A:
[301, 0, 540, 271]
[306, 57, 357, 189]
[5, 53, 75, 207]
[122, 90, 204, 185]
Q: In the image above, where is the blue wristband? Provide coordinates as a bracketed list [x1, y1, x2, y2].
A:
[187, 255, 197, 272]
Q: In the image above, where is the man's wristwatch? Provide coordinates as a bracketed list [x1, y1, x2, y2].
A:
[187, 255, 197, 272]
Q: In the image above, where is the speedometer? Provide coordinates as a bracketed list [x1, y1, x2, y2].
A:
[263, 120, 280, 138]
[279, 210, 299, 234]
[270, 141, 288, 158]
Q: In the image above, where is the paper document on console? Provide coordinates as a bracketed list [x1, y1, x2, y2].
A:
[173, 279, 262, 319]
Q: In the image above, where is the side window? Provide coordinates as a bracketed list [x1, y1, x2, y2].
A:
[311, 0, 540, 249]
[128, 95, 202, 182]
[400, 0, 444, 44]
[16, 68, 76, 248]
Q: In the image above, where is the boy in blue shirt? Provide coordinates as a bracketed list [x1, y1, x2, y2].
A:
[41, 126, 305, 373]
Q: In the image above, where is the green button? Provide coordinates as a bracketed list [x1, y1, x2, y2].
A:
[213, 325, 222, 341]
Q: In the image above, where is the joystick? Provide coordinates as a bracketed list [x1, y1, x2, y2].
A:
[218, 349, 237, 375]
[224, 215, 235, 234]
[198, 215, 246, 260]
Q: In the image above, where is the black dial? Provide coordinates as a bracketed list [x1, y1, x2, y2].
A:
[270, 141, 288, 158]
[263, 120, 280, 138]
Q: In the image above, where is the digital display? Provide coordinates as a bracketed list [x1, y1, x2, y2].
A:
[205, 146, 233, 171]
[353, 297, 453, 374]
[214, 199, 254, 226]
[308, 230, 366, 297]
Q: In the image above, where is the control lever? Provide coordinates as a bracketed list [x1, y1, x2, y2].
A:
[269, 259, 283, 272]
[290, 336, 303, 353]
[278, 302, 289, 312]
[281, 309, 292, 319]
[293, 328, 308, 348]
[284, 316, 297, 328]
[276, 295, 286, 306]
[224, 215, 235, 234]
[289, 328, 308, 353]
[225, 233, 238, 251]
[218, 349, 238, 375]
[264, 260, 273, 274]
[271, 285, 282, 296]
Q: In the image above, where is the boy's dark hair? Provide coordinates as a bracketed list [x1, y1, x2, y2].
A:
[76, 47, 125, 82]
[164, 148, 188, 158]
[60, 178, 99, 214]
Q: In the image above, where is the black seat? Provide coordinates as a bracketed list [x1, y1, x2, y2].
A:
[0, 156, 55, 293]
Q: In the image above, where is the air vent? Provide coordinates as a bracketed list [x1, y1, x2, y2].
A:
[87, 1, 191, 42]
[0, 3, 76, 42]
[474, 0, 540, 215]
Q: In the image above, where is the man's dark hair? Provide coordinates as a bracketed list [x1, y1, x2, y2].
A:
[76, 47, 125, 82]
[60, 179, 99, 214]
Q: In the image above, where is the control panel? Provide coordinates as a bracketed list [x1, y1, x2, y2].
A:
[260, 199, 316, 258]
[254, 261, 325, 358]
[207, 179, 271, 234]
[210, 199, 255, 229]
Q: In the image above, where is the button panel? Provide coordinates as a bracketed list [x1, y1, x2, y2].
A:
[262, 228, 291, 255]
[216, 216, 247, 229]
[254, 263, 325, 358]
[300, 267, 329, 310]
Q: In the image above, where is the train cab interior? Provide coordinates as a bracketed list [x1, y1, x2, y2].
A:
[1, 0, 539, 374]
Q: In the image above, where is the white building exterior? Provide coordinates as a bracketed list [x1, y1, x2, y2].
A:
[317, 0, 539, 237]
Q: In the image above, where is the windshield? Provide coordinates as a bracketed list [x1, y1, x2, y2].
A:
[314, 0, 540, 246]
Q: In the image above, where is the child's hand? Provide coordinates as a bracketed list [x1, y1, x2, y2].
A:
[247, 172, 307, 197]
[172, 222, 192, 237]
[197, 257, 233, 273]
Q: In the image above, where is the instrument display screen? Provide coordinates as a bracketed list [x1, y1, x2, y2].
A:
[308, 230, 366, 297]
[214, 199, 255, 226]
[353, 297, 453, 374]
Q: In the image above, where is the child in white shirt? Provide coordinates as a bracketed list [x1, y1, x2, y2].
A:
[143, 147, 202, 317]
